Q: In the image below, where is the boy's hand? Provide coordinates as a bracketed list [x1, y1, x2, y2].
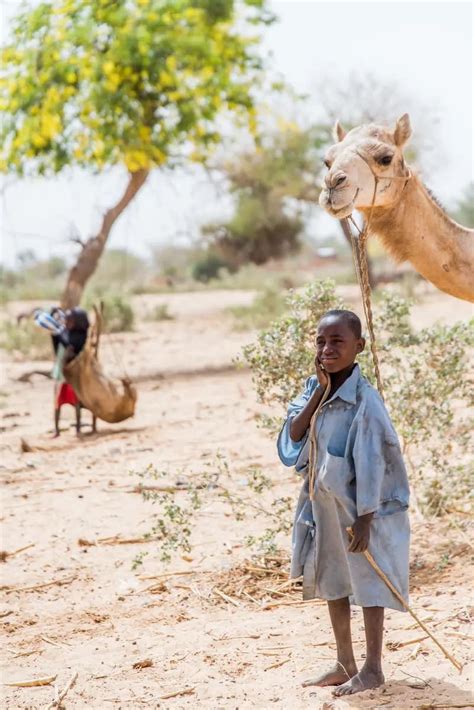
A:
[314, 355, 329, 389]
[348, 513, 374, 553]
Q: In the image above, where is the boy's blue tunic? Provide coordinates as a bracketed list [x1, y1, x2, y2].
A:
[277, 365, 410, 611]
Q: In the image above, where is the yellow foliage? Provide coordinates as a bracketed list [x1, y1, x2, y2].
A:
[40, 113, 62, 140]
[103, 61, 115, 76]
[124, 149, 151, 171]
[150, 146, 166, 164]
[165, 55, 177, 72]
[32, 134, 47, 148]
[159, 71, 174, 88]
[138, 126, 151, 140]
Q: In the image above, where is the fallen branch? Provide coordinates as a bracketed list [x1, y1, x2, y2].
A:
[213, 588, 240, 607]
[78, 536, 157, 547]
[45, 671, 78, 709]
[0, 544, 35, 562]
[17, 369, 52, 383]
[263, 657, 291, 671]
[386, 635, 429, 650]
[159, 687, 195, 700]
[41, 636, 69, 648]
[262, 598, 325, 610]
[3, 575, 76, 594]
[418, 705, 474, 709]
[138, 570, 200, 581]
[4, 675, 56, 687]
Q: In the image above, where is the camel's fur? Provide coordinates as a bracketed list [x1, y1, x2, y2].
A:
[320, 114, 474, 302]
[63, 315, 137, 424]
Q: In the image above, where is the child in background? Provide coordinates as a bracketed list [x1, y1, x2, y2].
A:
[277, 309, 410, 696]
[35, 307, 90, 436]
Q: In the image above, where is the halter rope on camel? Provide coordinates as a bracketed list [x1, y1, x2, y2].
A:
[345, 149, 412, 398]
[341, 156, 461, 673]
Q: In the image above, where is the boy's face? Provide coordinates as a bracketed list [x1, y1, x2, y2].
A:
[316, 316, 365, 374]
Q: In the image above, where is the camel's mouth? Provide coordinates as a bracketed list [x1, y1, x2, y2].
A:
[319, 188, 358, 219]
[324, 202, 354, 218]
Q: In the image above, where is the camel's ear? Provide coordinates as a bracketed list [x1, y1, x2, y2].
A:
[333, 120, 346, 143]
[393, 113, 412, 147]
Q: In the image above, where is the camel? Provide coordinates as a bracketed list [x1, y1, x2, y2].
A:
[319, 114, 474, 302]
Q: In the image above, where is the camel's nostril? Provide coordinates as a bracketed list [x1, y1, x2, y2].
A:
[325, 171, 347, 190]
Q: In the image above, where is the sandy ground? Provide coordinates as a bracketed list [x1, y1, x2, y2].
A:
[1, 287, 473, 710]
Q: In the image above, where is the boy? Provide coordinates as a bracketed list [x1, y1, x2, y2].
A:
[277, 309, 410, 696]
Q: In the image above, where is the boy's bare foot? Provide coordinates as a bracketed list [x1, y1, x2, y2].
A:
[333, 666, 384, 696]
[302, 661, 357, 687]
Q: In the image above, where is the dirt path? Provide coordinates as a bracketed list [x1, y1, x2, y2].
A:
[1, 289, 473, 709]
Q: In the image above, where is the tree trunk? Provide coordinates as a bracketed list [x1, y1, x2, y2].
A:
[338, 218, 375, 288]
[61, 169, 149, 309]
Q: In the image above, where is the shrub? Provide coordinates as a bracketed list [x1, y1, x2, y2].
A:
[242, 280, 474, 515]
[89, 294, 135, 333]
[191, 252, 233, 283]
[227, 287, 288, 331]
[144, 303, 174, 322]
[0, 320, 53, 360]
[133, 455, 292, 565]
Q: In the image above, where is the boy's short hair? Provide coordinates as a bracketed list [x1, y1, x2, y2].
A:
[319, 309, 362, 339]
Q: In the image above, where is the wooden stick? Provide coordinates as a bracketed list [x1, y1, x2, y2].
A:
[4, 675, 57, 687]
[78, 535, 158, 547]
[263, 657, 291, 671]
[386, 635, 429, 650]
[4, 574, 76, 594]
[138, 570, 200, 581]
[262, 597, 325, 610]
[214, 588, 240, 607]
[0, 543, 35, 561]
[346, 528, 463, 672]
[45, 671, 78, 709]
[159, 687, 195, 700]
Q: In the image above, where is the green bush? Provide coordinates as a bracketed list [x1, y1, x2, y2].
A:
[85, 294, 135, 333]
[0, 320, 54, 360]
[144, 303, 174, 322]
[191, 252, 232, 283]
[227, 287, 288, 331]
[242, 279, 474, 515]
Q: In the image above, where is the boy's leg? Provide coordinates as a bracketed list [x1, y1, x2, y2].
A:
[333, 606, 385, 696]
[302, 597, 358, 687]
[75, 403, 82, 436]
[54, 407, 60, 437]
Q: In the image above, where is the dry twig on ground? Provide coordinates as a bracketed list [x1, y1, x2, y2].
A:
[45, 672, 78, 709]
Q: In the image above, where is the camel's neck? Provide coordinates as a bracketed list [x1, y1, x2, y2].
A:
[362, 174, 474, 302]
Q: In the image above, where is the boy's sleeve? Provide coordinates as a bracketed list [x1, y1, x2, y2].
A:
[277, 376, 318, 467]
[350, 393, 408, 517]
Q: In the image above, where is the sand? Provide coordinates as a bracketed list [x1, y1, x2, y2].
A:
[1, 287, 473, 709]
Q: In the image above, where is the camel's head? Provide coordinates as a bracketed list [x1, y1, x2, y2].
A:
[319, 114, 412, 219]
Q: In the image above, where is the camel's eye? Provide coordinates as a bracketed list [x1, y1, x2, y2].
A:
[323, 159, 331, 169]
[378, 154, 393, 166]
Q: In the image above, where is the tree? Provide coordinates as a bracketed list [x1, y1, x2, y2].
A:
[1, 0, 273, 307]
[201, 123, 328, 268]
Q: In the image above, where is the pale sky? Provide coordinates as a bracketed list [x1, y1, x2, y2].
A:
[0, 0, 472, 268]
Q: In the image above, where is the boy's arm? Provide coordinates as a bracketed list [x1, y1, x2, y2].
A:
[289, 356, 329, 442]
[348, 512, 374, 553]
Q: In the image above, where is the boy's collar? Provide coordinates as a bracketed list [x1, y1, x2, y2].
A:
[325, 363, 360, 406]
